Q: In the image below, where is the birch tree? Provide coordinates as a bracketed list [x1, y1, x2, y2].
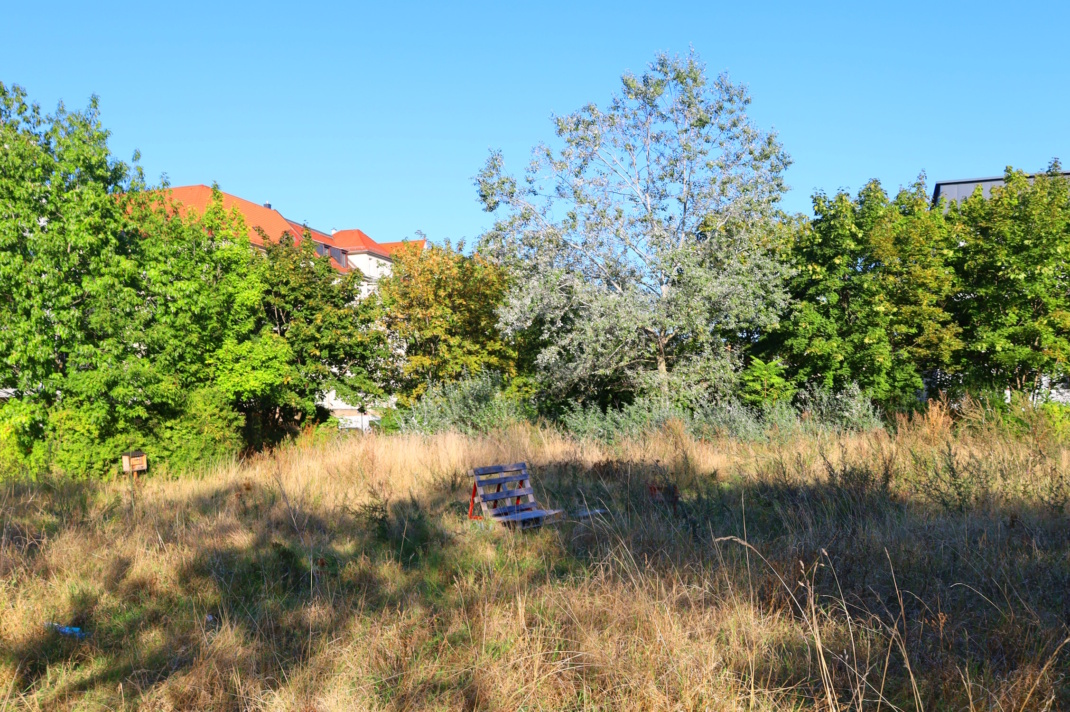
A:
[476, 51, 792, 405]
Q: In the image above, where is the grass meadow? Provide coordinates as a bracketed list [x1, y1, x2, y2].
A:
[2, 403, 1069, 710]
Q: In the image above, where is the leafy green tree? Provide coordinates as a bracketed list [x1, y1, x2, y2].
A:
[947, 165, 1070, 393]
[244, 231, 387, 439]
[122, 186, 265, 468]
[476, 51, 791, 407]
[135, 186, 263, 389]
[869, 181, 963, 389]
[771, 179, 960, 406]
[0, 83, 152, 473]
[740, 357, 795, 406]
[378, 241, 514, 405]
[0, 81, 387, 475]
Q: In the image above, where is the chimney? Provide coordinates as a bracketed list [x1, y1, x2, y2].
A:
[331, 228, 337, 235]
[263, 202, 272, 209]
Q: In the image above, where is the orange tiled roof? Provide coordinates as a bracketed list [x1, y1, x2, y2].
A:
[376, 239, 427, 256]
[165, 185, 293, 248]
[331, 230, 427, 258]
[163, 185, 418, 271]
[285, 218, 333, 243]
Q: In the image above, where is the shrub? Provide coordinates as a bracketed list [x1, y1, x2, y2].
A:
[153, 387, 244, 474]
[740, 357, 796, 406]
[796, 382, 882, 432]
[401, 373, 532, 435]
[561, 397, 693, 443]
[564, 385, 883, 444]
[0, 399, 49, 479]
[691, 400, 766, 441]
[46, 404, 135, 479]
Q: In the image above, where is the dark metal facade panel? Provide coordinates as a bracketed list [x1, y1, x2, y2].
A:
[932, 171, 1070, 205]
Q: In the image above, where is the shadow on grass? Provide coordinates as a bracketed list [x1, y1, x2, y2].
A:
[3, 451, 1069, 710]
[3, 470, 493, 708]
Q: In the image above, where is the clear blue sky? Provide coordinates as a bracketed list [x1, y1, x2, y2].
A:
[3, 1, 1067, 244]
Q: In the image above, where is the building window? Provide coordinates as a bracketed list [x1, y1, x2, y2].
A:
[314, 242, 329, 258]
[330, 247, 346, 267]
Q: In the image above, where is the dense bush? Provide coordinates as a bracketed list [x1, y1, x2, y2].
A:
[400, 375, 881, 442]
[399, 373, 533, 435]
[0, 83, 384, 478]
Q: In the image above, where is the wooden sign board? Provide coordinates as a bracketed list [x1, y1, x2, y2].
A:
[121, 450, 148, 474]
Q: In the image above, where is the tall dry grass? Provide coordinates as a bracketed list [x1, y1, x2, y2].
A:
[1, 406, 1069, 710]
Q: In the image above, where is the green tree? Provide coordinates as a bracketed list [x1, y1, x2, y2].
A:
[0, 81, 387, 475]
[0, 83, 152, 473]
[740, 357, 795, 406]
[947, 165, 1070, 393]
[378, 241, 514, 405]
[135, 186, 263, 390]
[122, 186, 267, 468]
[772, 179, 960, 406]
[243, 231, 387, 440]
[476, 51, 791, 407]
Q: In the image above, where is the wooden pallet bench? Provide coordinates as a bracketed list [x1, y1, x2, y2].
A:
[468, 462, 562, 529]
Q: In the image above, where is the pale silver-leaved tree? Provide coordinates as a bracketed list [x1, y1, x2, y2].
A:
[477, 51, 792, 404]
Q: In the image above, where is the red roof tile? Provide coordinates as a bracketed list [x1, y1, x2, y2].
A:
[164, 185, 420, 272]
[165, 185, 294, 248]
[330, 228, 384, 254]
[285, 219, 335, 245]
[375, 239, 427, 256]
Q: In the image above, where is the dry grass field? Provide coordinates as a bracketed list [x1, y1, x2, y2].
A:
[2, 404, 1069, 710]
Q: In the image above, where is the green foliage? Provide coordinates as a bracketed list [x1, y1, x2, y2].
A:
[771, 166, 1070, 408]
[0, 83, 141, 409]
[257, 233, 386, 411]
[379, 241, 515, 406]
[371, 407, 402, 434]
[400, 373, 532, 435]
[795, 382, 882, 432]
[946, 165, 1070, 392]
[0, 84, 385, 477]
[134, 182, 263, 391]
[0, 82, 158, 477]
[953, 391, 1070, 446]
[0, 399, 48, 477]
[770, 178, 960, 407]
[478, 50, 791, 406]
[740, 357, 795, 406]
[1038, 401, 1070, 442]
[212, 334, 298, 406]
[154, 387, 244, 473]
[558, 384, 880, 444]
[560, 397, 693, 443]
[6, 71, 1070, 478]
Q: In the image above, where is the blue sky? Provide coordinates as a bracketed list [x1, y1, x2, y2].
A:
[3, 1, 1067, 244]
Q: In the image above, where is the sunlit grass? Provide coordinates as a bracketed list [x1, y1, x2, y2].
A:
[2, 410, 1069, 710]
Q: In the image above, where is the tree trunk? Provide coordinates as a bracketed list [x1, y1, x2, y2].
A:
[657, 336, 669, 395]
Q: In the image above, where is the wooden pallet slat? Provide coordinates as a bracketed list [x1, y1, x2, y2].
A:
[486, 502, 539, 517]
[479, 487, 534, 502]
[492, 508, 563, 524]
[474, 473, 528, 487]
[468, 462, 561, 529]
[472, 462, 528, 476]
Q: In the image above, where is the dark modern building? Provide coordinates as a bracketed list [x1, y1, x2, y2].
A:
[932, 171, 1070, 205]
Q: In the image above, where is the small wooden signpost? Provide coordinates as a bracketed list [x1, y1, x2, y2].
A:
[121, 450, 148, 478]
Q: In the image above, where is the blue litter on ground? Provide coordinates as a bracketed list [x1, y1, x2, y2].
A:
[46, 623, 88, 639]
